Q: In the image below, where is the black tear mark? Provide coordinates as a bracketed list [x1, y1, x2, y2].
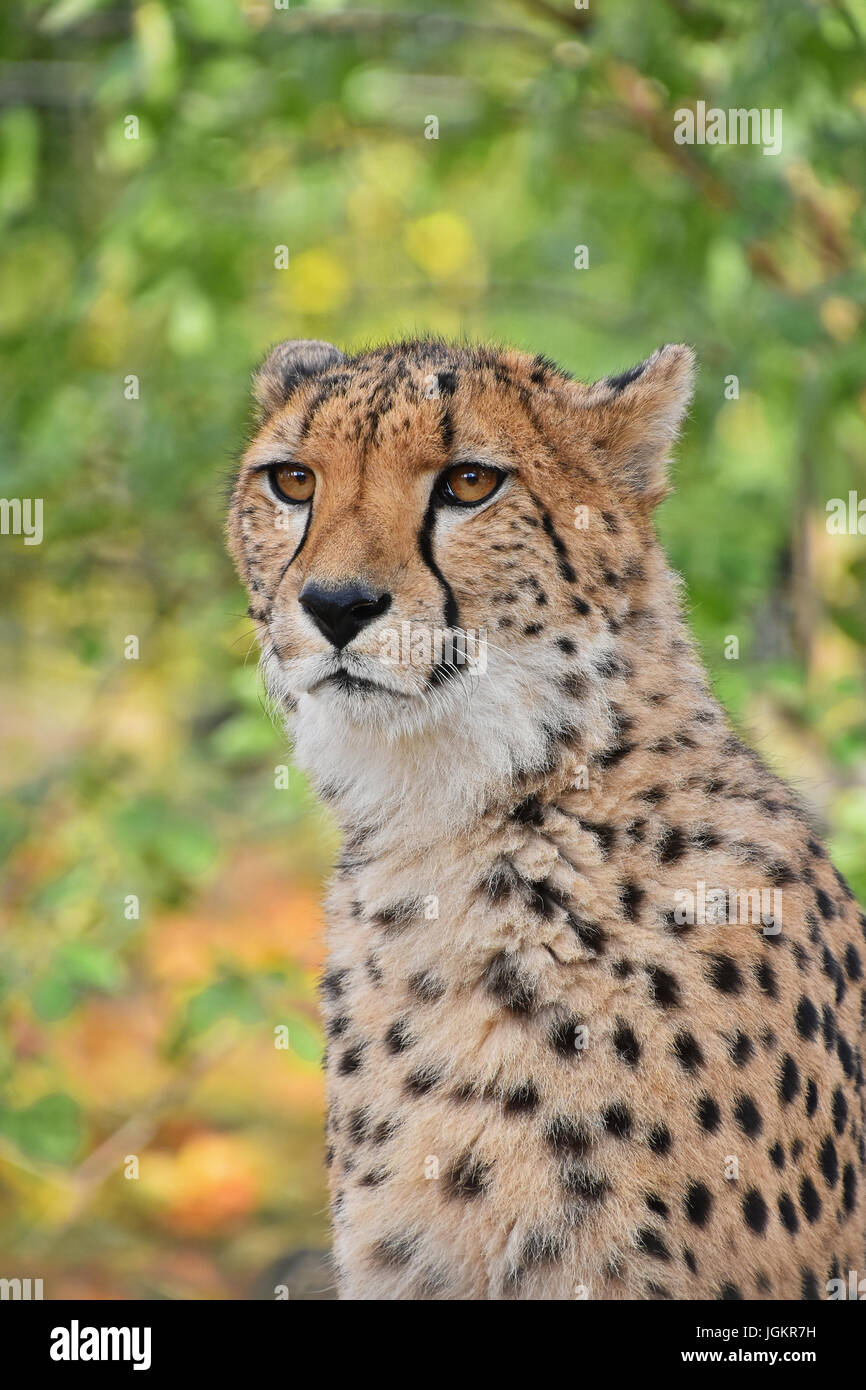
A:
[418, 489, 459, 628]
[271, 503, 313, 599]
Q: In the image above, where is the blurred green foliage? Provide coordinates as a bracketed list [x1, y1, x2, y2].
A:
[0, 0, 864, 1298]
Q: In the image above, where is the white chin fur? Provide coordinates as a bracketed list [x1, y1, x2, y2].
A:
[260, 636, 614, 841]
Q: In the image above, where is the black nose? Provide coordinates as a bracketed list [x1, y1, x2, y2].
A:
[298, 581, 392, 650]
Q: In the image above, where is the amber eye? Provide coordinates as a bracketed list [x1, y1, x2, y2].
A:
[439, 463, 503, 507]
[268, 463, 315, 504]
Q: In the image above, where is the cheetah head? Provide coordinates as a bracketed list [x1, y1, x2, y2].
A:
[227, 338, 694, 830]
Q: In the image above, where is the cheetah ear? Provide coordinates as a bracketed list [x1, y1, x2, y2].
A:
[253, 339, 345, 419]
[577, 344, 695, 508]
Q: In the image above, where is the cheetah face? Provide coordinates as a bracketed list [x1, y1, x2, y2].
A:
[227, 339, 694, 826]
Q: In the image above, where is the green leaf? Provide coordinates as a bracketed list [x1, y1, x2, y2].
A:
[0, 1093, 83, 1165]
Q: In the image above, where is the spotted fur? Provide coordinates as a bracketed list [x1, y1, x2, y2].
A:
[227, 338, 865, 1300]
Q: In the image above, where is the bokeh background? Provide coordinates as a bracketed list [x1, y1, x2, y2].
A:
[1, 0, 864, 1299]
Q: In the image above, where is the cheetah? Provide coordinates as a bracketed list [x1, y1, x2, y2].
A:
[227, 337, 865, 1300]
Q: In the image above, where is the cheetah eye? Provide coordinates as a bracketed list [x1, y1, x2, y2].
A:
[438, 463, 504, 507]
[267, 463, 316, 504]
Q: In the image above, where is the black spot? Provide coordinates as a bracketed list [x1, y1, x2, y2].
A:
[755, 960, 778, 998]
[795, 996, 819, 1040]
[408, 970, 445, 1003]
[338, 1043, 366, 1075]
[657, 825, 690, 865]
[371, 1118, 399, 1145]
[683, 1247, 697, 1274]
[805, 1078, 819, 1116]
[452, 1080, 479, 1103]
[742, 1187, 768, 1235]
[734, 1094, 763, 1138]
[347, 1108, 369, 1144]
[707, 954, 743, 995]
[791, 1138, 804, 1160]
[384, 1019, 414, 1054]
[696, 1095, 722, 1132]
[801, 1269, 820, 1301]
[370, 899, 420, 933]
[620, 882, 644, 921]
[844, 943, 862, 981]
[532, 498, 577, 584]
[778, 1192, 799, 1234]
[568, 913, 608, 954]
[756, 1272, 772, 1295]
[642, 785, 667, 805]
[525, 876, 571, 920]
[503, 1081, 540, 1115]
[578, 820, 617, 857]
[832, 1087, 848, 1135]
[815, 887, 835, 920]
[327, 1014, 350, 1039]
[645, 1124, 674, 1163]
[572, 595, 591, 616]
[370, 1234, 417, 1268]
[511, 796, 545, 826]
[836, 1032, 856, 1078]
[561, 1164, 609, 1203]
[769, 1141, 785, 1169]
[446, 1151, 492, 1200]
[778, 1054, 801, 1104]
[482, 951, 536, 1016]
[545, 1116, 592, 1157]
[799, 1175, 822, 1224]
[436, 368, 457, 396]
[718, 1283, 743, 1301]
[509, 1230, 566, 1283]
[842, 1162, 857, 1214]
[645, 1193, 668, 1218]
[613, 959, 633, 978]
[672, 1031, 704, 1072]
[647, 965, 681, 1008]
[684, 1181, 713, 1227]
[635, 1227, 670, 1260]
[767, 860, 797, 886]
[602, 1102, 633, 1138]
[613, 1020, 641, 1066]
[822, 1004, 836, 1049]
[405, 1064, 441, 1096]
[321, 969, 348, 999]
[818, 1136, 838, 1187]
[729, 1032, 754, 1066]
[549, 1015, 586, 1058]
